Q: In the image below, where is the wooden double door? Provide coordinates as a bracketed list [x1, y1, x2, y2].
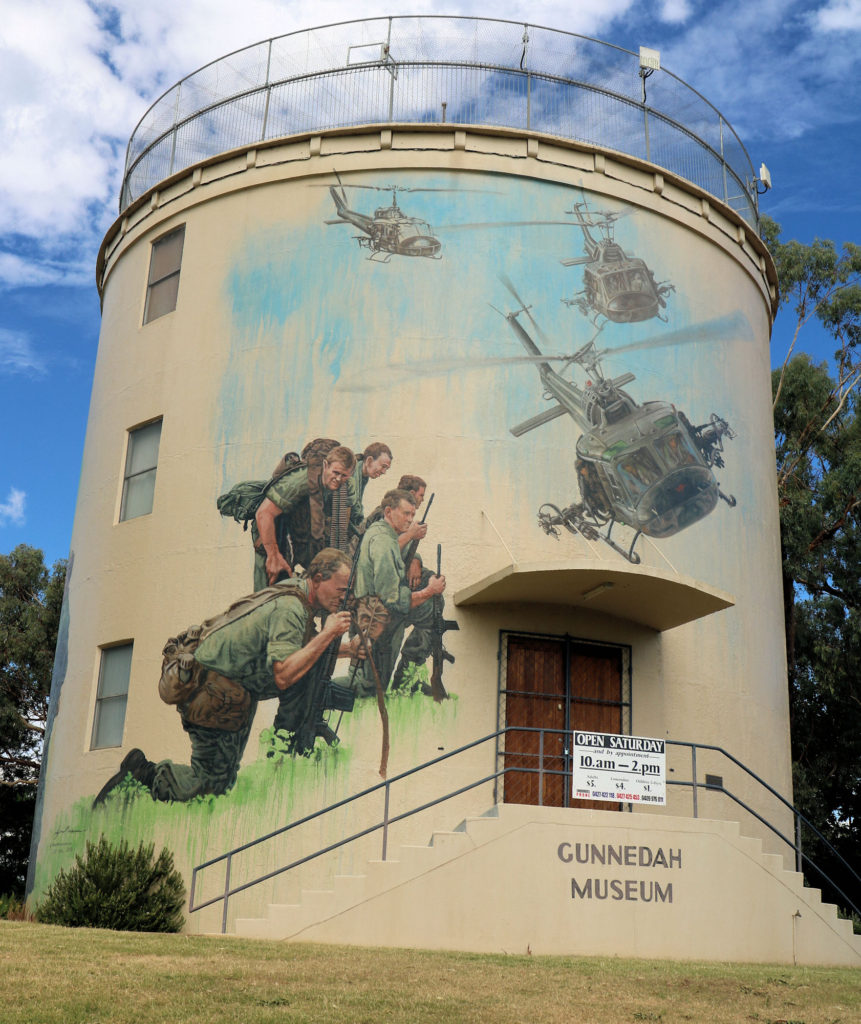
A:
[501, 633, 628, 810]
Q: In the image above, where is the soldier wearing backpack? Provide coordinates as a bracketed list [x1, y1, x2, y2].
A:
[92, 549, 362, 805]
[217, 440, 364, 591]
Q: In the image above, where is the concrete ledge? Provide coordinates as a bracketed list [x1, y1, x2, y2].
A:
[454, 559, 735, 631]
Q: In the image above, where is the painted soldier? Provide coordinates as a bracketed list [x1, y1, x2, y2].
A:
[350, 441, 393, 513]
[252, 442, 363, 591]
[362, 473, 428, 568]
[93, 549, 361, 805]
[353, 488, 445, 696]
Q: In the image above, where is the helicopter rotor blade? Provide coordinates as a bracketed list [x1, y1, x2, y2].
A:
[309, 183, 500, 194]
[396, 187, 502, 194]
[595, 312, 752, 360]
[335, 312, 750, 393]
[498, 275, 557, 350]
[333, 169, 348, 205]
[336, 353, 565, 392]
[440, 220, 588, 231]
[336, 350, 598, 392]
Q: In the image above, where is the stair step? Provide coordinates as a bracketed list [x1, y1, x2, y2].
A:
[760, 852, 785, 873]
[332, 874, 367, 909]
[396, 844, 441, 875]
[428, 830, 471, 854]
[229, 803, 861, 965]
[363, 858, 404, 896]
[460, 815, 503, 844]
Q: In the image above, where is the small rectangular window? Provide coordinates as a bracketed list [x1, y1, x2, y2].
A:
[120, 419, 162, 521]
[91, 644, 133, 749]
[143, 225, 185, 323]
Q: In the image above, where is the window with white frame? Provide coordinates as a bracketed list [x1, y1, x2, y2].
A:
[143, 225, 185, 323]
[91, 643, 133, 749]
[120, 419, 162, 521]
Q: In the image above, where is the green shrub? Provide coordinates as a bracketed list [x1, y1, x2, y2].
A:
[35, 836, 185, 932]
[0, 893, 30, 920]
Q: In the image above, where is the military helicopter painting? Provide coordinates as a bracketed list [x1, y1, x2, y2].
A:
[498, 279, 736, 564]
[561, 197, 675, 326]
[324, 176, 444, 261]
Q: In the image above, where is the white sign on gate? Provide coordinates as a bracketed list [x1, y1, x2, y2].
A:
[571, 731, 666, 805]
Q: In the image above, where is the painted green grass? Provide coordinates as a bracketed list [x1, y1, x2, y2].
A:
[2, 921, 859, 1024]
[32, 691, 461, 917]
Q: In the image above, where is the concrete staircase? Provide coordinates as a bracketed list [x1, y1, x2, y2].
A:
[233, 803, 861, 966]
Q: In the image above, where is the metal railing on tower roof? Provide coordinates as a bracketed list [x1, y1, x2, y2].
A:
[120, 16, 760, 224]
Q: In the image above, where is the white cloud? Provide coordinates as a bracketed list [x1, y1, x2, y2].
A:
[649, 0, 861, 144]
[0, 488, 27, 526]
[0, 1, 647, 284]
[0, 1, 639, 291]
[659, 0, 693, 23]
[813, 0, 861, 31]
[2, 0, 861, 290]
[0, 251, 91, 290]
[0, 329, 46, 375]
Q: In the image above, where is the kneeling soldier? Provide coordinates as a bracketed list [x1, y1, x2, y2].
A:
[93, 549, 360, 805]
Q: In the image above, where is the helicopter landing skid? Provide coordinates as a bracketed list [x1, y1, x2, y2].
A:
[537, 503, 642, 564]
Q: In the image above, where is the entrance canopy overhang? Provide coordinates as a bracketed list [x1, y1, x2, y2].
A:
[453, 559, 734, 631]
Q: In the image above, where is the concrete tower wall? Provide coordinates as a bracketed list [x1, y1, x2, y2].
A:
[29, 126, 806, 956]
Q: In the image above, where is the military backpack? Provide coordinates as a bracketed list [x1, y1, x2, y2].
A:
[158, 582, 315, 731]
[216, 438, 343, 530]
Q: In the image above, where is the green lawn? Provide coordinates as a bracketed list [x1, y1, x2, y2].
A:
[2, 921, 859, 1024]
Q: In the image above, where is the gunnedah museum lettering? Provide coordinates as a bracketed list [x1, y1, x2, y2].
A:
[558, 843, 681, 904]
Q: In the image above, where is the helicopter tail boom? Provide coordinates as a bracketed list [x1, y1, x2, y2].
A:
[510, 403, 568, 437]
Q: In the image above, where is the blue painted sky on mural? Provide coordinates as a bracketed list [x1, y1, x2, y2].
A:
[1, 0, 859, 566]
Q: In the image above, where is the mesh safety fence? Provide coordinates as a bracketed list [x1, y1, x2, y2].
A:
[120, 16, 757, 223]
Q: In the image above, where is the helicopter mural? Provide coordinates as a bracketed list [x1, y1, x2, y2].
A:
[324, 175, 443, 261]
[498, 279, 736, 564]
[561, 197, 675, 326]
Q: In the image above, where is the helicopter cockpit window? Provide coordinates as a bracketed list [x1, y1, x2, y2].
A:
[655, 430, 699, 469]
[602, 271, 626, 298]
[615, 447, 662, 501]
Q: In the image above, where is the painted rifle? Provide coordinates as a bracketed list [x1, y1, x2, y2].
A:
[428, 543, 459, 702]
[288, 546, 362, 755]
[401, 491, 434, 582]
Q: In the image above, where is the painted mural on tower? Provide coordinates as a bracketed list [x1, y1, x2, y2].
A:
[77, 168, 747, 822]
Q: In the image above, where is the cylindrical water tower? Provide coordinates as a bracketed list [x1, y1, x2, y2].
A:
[29, 17, 860, 964]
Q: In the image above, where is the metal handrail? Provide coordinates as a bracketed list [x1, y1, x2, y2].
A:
[671, 738, 861, 919]
[668, 777, 861, 921]
[119, 16, 758, 223]
[189, 727, 860, 932]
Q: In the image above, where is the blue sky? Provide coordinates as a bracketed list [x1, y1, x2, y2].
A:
[1, 0, 859, 567]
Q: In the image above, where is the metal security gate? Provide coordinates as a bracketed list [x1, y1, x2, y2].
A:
[499, 632, 631, 809]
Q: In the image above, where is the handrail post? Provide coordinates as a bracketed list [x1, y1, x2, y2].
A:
[381, 779, 391, 861]
[526, 70, 531, 131]
[691, 744, 698, 819]
[221, 853, 232, 935]
[168, 82, 182, 176]
[387, 17, 395, 122]
[538, 729, 544, 807]
[719, 115, 729, 207]
[795, 811, 803, 874]
[261, 39, 273, 141]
